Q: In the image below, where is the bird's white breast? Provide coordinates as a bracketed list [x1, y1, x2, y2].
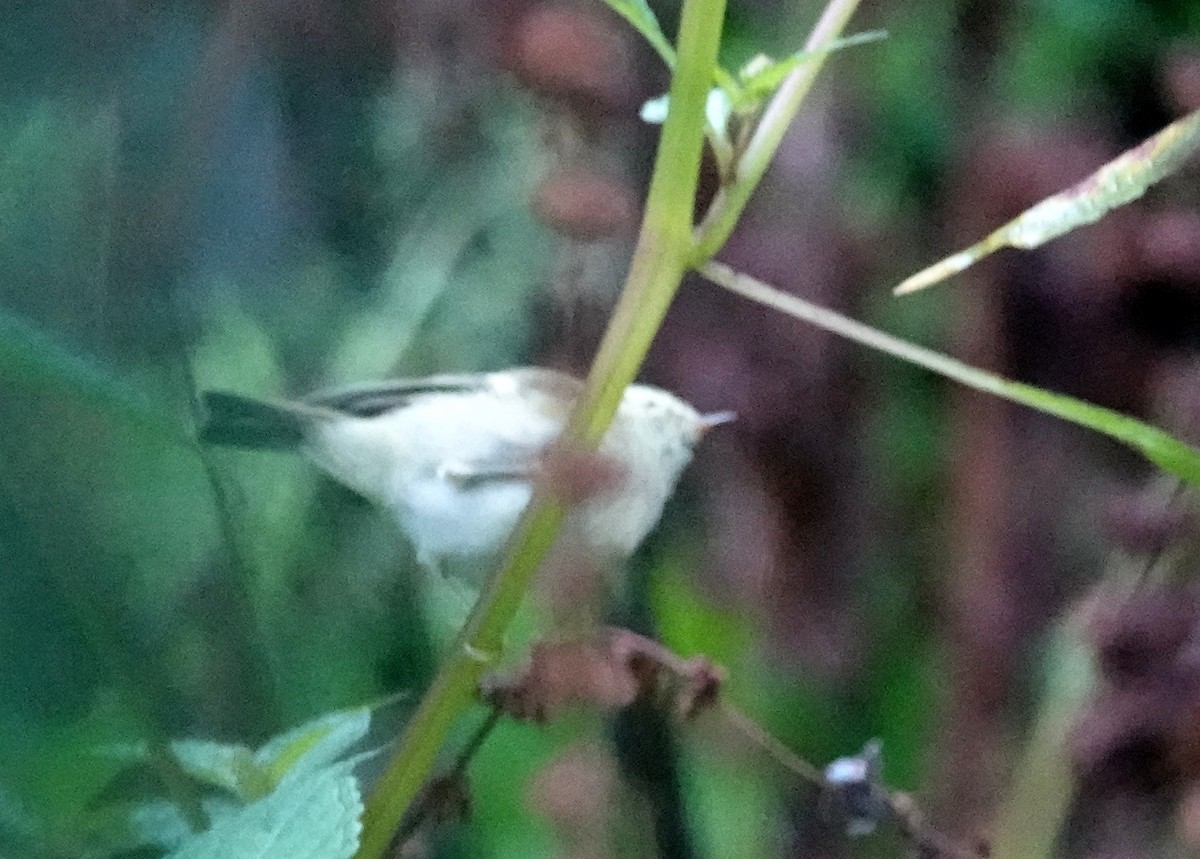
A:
[305, 388, 561, 564]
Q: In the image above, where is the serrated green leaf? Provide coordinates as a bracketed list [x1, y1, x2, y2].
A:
[164, 768, 362, 859]
[896, 108, 1200, 294]
[83, 796, 252, 857]
[160, 708, 371, 807]
[735, 30, 888, 106]
[702, 262, 1200, 487]
[170, 739, 261, 799]
[254, 707, 371, 792]
[602, 0, 675, 68]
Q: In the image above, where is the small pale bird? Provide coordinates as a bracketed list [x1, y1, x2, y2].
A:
[199, 368, 731, 571]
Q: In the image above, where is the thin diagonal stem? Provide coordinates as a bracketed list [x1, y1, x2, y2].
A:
[691, 0, 863, 262]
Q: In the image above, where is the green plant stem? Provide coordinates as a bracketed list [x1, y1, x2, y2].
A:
[989, 615, 1093, 859]
[691, 0, 863, 263]
[352, 1, 726, 856]
[699, 261, 1200, 484]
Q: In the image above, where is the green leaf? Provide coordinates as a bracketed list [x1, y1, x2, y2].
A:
[701, 261, 1200, 486]
[0, 308, 185, 445]
[254, 707, 371, 791]
[734, 30, 888, 106]
[164, 768, 362, 859]
[0, 706, 139, 835]
[166, 707, 371, 802]
[324, 155, 542, 384]
[81, 799, 195, 856]
[681, 751, 778, 859]
[169, 739, 260, 799]
[124, 800, 198, 851]
[190, 294, 286, 398]
[190, 291, 319, 619]
[602, 0, 676, 68]
[0, 780, 39, 848]
[896, 107, 1200, 294]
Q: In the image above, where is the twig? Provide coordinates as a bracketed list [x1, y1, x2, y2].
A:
[391, 709, 502, 850]
[718, 702, 823, 784]
[483, 627, 984, 858]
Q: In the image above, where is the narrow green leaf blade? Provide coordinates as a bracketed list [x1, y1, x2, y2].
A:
[0, 309, 186, 444]
[602, 0, 676, 68]
[736, 30, 888, 104]
[896, 108, 1200, 295]
[702, 262, 1200, 485]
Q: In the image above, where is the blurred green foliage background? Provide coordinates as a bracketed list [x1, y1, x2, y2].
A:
[2, 0, 1200, 857]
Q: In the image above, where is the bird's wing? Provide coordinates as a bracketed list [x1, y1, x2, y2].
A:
[304, 374, 492, 416]
[492, 367, 583, 401]
[303, 368, 583, 418]
[437, 439, 545, 489]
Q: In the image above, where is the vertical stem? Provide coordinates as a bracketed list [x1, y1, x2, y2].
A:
[353, 1, 727, 856]
[564, 0, 732, 442]
[691, 0, 863, 263]
[988, 619, 1094, 859]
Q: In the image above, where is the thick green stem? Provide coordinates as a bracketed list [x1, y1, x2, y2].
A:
[352, 1, 726, 856]
[691, 0, 863, 263]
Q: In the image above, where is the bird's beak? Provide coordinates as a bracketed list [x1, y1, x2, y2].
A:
[698, 410, 737, 436]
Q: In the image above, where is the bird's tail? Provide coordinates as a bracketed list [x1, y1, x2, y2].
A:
[199, 392, 311, 450]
